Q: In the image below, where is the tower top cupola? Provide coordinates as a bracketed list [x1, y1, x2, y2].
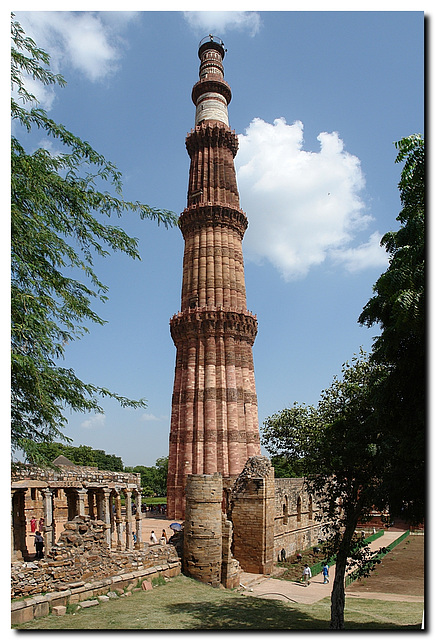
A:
[192, 35, 232, 126]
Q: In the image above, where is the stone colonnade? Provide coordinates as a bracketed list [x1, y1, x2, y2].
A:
[11, 465, 143, 561]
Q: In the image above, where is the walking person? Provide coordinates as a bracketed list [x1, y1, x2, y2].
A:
[34, 531, 44, 559]
[302, 564, 312, 586]
[322, 563, 330, 584]
[30, 516, 37, 533]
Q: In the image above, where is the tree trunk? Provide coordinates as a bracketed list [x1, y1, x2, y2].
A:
[329, 516, 360, 630]
[330, 552, 347, 629]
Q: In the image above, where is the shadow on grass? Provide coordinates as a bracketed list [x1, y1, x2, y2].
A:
[165, 595, 420, 631]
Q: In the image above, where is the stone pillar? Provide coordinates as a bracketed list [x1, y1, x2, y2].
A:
[115, 492, 123, 550]
[77, 489, 87, 518]
[88, 490, 96, 519]
[135, 491, 143, 549]
[102, 489, 112, 548]
[124, 489, 133, 551]
[95, 490, 104, 521]
[184, 473, 223, 587]
[231, 456, 275, 574]
[41, 488, 54, 551]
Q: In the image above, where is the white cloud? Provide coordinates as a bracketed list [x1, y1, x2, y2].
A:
[141, 413, 164, 422]
[81, 413, 106, 429]
[183, 11, 261, 37]
[14, 11, 138, 92]
[330, 232, 389, 273]
[235, 117, 388, 280]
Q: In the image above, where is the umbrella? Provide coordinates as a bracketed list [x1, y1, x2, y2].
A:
[169, 522, 182, 531]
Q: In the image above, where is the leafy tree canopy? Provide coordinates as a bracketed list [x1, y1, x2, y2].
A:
[11, 15, 178, 466]
[269, 455, 305, 479]
[262, 351, 390, 629]
[125, 456, 168, 496]
[359, 134, 425, 523]
[30, 441, 124, 471]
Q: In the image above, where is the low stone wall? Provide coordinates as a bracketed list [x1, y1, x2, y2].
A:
[11, 515, 181, 623]
[11, 561, 181, 625]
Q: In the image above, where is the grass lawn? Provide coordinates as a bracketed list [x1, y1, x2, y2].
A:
[12, 575, 423, 631]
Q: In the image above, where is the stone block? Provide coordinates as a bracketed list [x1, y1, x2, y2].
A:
[80, 600, 99, 608]
[98, 595, 110, 602]
[11, 605, 34, 625]
[34, 601, 50, 618]
[49, 594, 69, 608]
[52, 606, 67, 616]
[141, 580, 152, 591]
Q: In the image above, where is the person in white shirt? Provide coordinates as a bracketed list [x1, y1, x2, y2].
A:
[302, 564, 312, 586]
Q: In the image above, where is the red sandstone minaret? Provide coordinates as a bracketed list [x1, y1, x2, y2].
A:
[167, 36, 261, 519]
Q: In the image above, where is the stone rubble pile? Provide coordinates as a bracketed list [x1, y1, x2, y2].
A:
[11, 515, 179, 599]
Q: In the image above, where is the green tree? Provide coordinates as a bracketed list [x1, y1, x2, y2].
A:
[11, 16, 178, 466]
[125, 456, 168, 496]
[154, 456, 169, 495]
[32, 441, 124, 471]
[359, 134, 425, 524]
[262, 352, 389, 629]
[269, 455, 304, 478]
[93, 450, 124, 472]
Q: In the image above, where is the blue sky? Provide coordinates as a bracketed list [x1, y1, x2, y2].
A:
[12, 10, 424, 468]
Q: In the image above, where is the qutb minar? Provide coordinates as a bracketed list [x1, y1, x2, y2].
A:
[167, 36, 261, 519]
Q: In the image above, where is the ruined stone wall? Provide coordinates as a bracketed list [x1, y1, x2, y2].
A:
[230, 456, 275, 574]
[221, 513, 240, 589]
[273, 478, 324, 561]
[11, 515, 180, 599]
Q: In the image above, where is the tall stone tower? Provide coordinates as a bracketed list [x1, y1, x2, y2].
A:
[167, 36, 261, 519]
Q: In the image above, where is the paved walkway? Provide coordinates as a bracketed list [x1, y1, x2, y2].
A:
[140, 514, 173, 544]
[238, 531, 422, 604]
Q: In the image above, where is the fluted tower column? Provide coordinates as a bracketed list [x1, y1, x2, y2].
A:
[167, 36, 261, 519]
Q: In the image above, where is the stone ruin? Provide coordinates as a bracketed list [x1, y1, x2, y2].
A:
[182, 455, 325, 587]
[11, 514, 179, 600]
[11, 455, 326, 623]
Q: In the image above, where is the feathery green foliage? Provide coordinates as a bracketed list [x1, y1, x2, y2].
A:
[359, 134, 425, 524]
[11, 15, 178, 466]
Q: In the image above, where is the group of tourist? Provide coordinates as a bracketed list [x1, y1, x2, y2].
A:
[142, 503, 166, 515]
[150, 529, 168, 545]
[302, 563, 330, 586]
